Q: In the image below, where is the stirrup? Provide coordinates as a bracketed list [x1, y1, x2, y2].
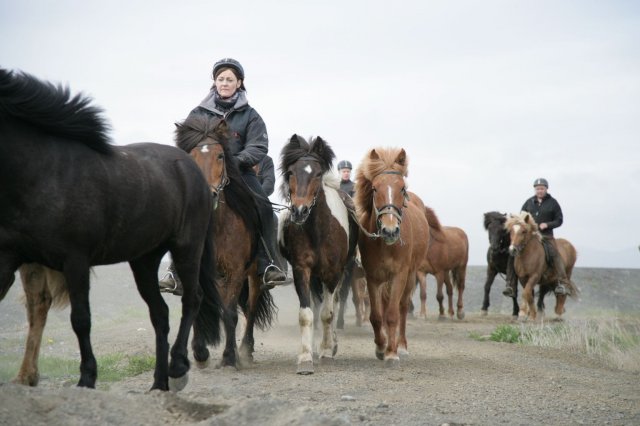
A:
[260, 263, 286, 291]
[159, 272, 179, 293]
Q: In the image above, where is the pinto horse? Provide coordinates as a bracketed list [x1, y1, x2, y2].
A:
[0, 68, 221, 390]
[355, 148, 429, 366]
[278, 135, 358, 374]
[417, 207, 469, 320]
[174, 114, 277, 369]
[505, 212, 578, 320]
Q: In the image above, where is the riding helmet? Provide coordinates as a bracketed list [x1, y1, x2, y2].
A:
[533, 178, 549, 188]
[337, 160, 353, 170]
[212, 58, 246, 90]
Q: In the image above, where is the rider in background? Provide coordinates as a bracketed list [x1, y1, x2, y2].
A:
[503, 177, 570, 297]
[160, 58, 286, 295]
[337, 160, 355, 197]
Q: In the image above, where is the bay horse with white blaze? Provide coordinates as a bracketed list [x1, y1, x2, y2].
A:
[505, 212, 578, 320]
[278, 135, 358, 374]
[173, 114, 277, 370]
[417, 206, 469, 320]
[355, 148, 429, 366]
[0, 68, 222, 390]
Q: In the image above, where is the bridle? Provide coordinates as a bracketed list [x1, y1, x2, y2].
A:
[285, 156, 322, 224]
[373, 170, 409, 232]
[195, 141, 229, 195]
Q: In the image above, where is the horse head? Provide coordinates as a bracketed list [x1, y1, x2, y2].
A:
[175, 114, 230, 209]
[505, 212, 538, 256]
[367, 148, 409, 245]
[280, 134, 335, 224]
[483, 211, 509, 254]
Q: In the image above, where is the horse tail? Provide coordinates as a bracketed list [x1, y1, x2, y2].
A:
[238, 278, 278, 331]
[194, 211, 223, 346]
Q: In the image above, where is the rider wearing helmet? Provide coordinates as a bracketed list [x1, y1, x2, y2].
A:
[337, 160, 355, 197]
[159, 58, 286, 295]
[503, 178, 570, 297]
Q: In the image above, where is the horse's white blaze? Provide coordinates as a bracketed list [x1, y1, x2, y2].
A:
[298, 307, 314, 364]
[319, 286, 337, 359]
[304, 164, 312, 174]
[201, 145, 209, 153]
[322, 173, 350, 249]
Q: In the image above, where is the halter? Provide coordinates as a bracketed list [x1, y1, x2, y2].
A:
[285, 156, 323, 224]
[195, 141, 230, 194]
[373, 170, 409, 232]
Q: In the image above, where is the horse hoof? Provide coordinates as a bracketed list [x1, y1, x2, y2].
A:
[438, 315, 447, 322]
[384, 357, 400, 369]
[195, 358, 210, 369]
[375, 349, 385, 361]
[457, 311, 465, 320]
[168, 374, 189, 392]
[319, 356, 334, 366]
[398, 348, 409, 360]
[296, 361, 314, 375]
[480, 310, 488, 317]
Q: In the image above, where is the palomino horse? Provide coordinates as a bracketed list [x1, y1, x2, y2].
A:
[278, 135, 358, 374]
[417, 207, 469, 320]
[0, 68, 221, 390]
[481, 211, 550, 319]
[505, 212, 578, 320]
[174, 114, 277, 369]
[355, 148, 429, 366]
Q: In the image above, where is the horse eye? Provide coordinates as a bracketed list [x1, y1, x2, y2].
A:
[217, 153, 224, 160]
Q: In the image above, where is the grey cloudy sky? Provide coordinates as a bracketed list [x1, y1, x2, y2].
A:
[2, 1, 638, 267]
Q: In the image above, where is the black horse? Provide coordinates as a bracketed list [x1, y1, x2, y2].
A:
[0, 68, 221, 391]
[481, 211, 548, 318]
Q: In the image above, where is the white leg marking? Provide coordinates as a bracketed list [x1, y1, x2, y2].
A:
[319, 286, 337, 359]
[298, 307, 314, 364]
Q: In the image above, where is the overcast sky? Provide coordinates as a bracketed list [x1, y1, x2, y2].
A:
[2, 1, 638, 268]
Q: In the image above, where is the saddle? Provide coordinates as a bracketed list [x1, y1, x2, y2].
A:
[541, 237, 555, 268]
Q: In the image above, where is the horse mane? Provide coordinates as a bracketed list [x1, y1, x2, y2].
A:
[505, 211, 540, 239]
[354, 147, 408, 223]
[175, 113, 259, 233]
[483, 211, 507, 230]
[0, 68, 112, 153]
[278, 134, 335, 199]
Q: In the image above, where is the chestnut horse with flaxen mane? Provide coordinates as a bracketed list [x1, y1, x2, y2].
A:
[355, 148, 429, 366]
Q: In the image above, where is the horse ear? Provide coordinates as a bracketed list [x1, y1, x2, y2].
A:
[215, 120, 229, 137]
[395, 149, 407, 167]
[369, 149, 380, 160]
[524, 214, 530, 224]
[311, 136, 336, 169]
[289, 134, 303, 148]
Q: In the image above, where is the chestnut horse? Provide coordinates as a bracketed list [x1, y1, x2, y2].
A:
[505, 212, 578, 320]
[355, 148, 429, 366]
[417, 207, 469, 320]
[278, 135, 358, 374]
[174, 114, 277, 369]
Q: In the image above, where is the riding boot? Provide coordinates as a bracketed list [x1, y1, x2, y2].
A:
[547, 240, 570, 295]
[242, 170, 287, 289]
[159, 261, 183, 296]
[502, 255, 517, 298]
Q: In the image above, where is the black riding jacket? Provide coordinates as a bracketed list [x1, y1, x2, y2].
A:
[340, 179, 355, 197]
[190, 90, 268, 171]
[521, 193, 563, 237]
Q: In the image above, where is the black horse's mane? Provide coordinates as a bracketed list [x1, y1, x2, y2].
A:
[0, 68, 112, 153]
[175, 113, 259, 234]
[483, 211, 507, 230]
[278, 134, 335, 199]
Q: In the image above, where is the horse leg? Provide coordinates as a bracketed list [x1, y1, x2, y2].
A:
[219, 287, 240, 369]
[382, 274, 406, 367]
[367, 280, 385, 361]
[64, 257, 97, 388]
[481, 267, 498, 315]
[444, 272, 455, 319]
[319, 283, 339, 361]
[293, 267, 314, 374]
[398, 273, 416, 359]
[554, 293, 567, 319]
[239, 271, 260, 365]
[14, 264, 53, 386]
[417, 272, 427, 319]
[435, 274, 446, 320]
[520, 276, 539, 321]
[511, 280, 521, 319]
[455, 267, 466, 320]
[352, 277, 363, 327]
[537, 285, 549, 318]
[337, 262, 353, 330]
[129, 255, 171, 391]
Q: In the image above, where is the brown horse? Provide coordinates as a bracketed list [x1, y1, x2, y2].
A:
[12, 264, 67, 386]
[278, 135, 358, 374]
[355, 148, 429, 366]
[175, 114, 277, 369]
[417, 207, 469, 320]
[351, 258, 370, 327]
[505, 212, 578, 320]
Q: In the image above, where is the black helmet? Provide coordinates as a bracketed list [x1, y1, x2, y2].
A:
[533, 178, 549, 188]
[337, 160, 353, 170]
[212, 58, 245, 87]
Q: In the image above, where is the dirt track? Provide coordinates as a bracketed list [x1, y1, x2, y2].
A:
[1, 265, 639, 425]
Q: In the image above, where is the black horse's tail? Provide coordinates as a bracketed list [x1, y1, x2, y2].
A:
[238, 278, 278, 331]
[194, 212, 222, 346]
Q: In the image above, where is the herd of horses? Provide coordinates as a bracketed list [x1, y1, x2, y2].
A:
[0, 69, 578, 391]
